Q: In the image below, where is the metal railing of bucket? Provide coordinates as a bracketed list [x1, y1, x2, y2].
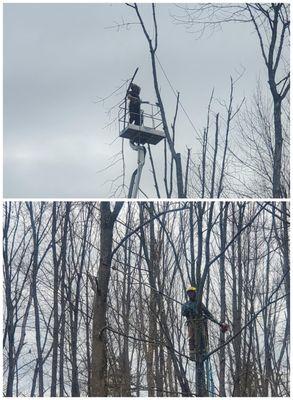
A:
[119, 101, 163, 132]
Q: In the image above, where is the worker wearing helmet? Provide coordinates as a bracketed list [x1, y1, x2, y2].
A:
[127, 83, 142, 126]
[182, 286, 229, 361]
[127, 83, 150, 127]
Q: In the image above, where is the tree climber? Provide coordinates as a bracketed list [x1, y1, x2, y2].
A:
[182, 286, 229, 361]
[127, 83, 149, 126]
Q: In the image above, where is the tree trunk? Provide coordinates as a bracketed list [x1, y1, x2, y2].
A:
[231, 203, 244, 396]
[91, 202, 123, 396]
[59, 203, 71, 396]
[194, 318, 208, 397]
[272, 101, 283, 197]
[219, 202, 228, 396]
[27, 202, 44, 397]
[50, 202, 59, 396]
[120, 209, 132, 396]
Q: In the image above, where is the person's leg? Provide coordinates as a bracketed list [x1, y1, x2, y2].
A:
[129, 111, 135, 124]
[134, 109, 141, 125]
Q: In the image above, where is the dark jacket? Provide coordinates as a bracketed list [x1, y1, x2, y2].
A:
[127, 90, 141, 112]
[182, 300, 218, 324]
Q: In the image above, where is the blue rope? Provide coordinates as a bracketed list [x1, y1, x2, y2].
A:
[206, 358, 215, 397]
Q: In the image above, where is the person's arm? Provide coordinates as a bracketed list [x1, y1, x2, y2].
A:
[127, 92, 140, 103]
[201, 303, 230, 332]
[127, 94, 137, 101]
[182, 303, 191, 318]
[182, 303, 188, 317]
[201, 303, 221, 325]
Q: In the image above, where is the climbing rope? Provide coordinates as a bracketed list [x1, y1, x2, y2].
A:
[206, 357, 215, 397]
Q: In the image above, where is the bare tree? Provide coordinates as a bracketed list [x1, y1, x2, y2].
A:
[3, 201, 290, 397]
[90, 202, 123, 396]
[174, 3, 290, 197]
[126, 3, 186, 198]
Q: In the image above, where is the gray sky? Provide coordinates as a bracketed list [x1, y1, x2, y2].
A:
[4, 3, 266, 198]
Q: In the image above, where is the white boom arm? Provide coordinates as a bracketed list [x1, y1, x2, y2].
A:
[128, 141, 146, 198]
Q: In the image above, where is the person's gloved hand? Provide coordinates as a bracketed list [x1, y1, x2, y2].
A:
[220, 323, 229, 333]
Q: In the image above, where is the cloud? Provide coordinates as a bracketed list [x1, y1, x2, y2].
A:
[4, 3, 270, 198]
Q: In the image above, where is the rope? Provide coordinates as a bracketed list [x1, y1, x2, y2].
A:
[155, 54, 201, 139]
[155, 53, 220, 160]
[206, 357, 215, 397]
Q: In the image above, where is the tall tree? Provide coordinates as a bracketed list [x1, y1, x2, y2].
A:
[175, 3, 290, 197]
[90, 202, 123, 396]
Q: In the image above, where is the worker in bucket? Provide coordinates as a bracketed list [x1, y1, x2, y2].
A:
[182, 286, 229, 361]
[127, 83, 149, 126]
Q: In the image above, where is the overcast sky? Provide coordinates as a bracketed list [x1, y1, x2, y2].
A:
[4, 3, 267, 198]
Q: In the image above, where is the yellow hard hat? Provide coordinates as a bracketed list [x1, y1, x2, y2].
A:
[186, 286, 196, 292]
